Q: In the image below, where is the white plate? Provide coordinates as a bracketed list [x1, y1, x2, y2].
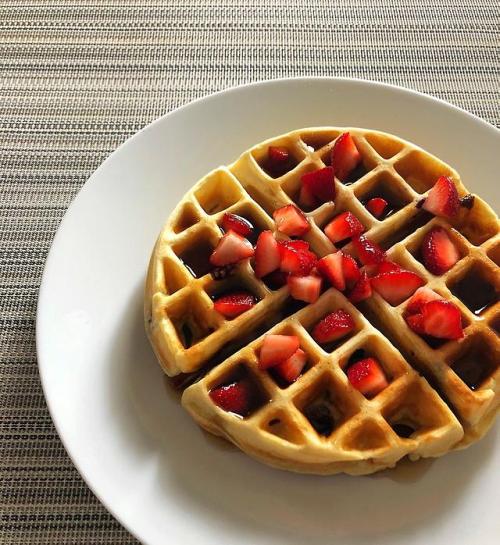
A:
[37, 78, 499, 545]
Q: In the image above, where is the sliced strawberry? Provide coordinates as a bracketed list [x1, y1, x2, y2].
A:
[422, 176, 460, 218]
[298, 183, 318, 209]
[366, 197, 388, 219]
[312, 309, 355, 344]
[376, 260, 402, 274]
[406, 313, 426, 335]
[371, 269, 425, 306]
[420, 300, 464, 340]
[254, 230, 280, 278]
[209, 380, 254, 416]
[259, 334, 300, 369]
[273, 204, 310, 237]
[348, 270, 372, 303]
[268, 146, 290, 165]
[331, 132, 362, 182]
[287, 274, 322, 303]
[279, 243, 317, 276]
[317, 252, 345, 291]
[213, 291, 256, 318]
[278, 239, 309, 252]
[300, 166, 336, 203]
[221, 213, 253, 237]
[421, 227, 460, 275]
[352, 235, 386, 267]
[347, 358, 389, 397]
[324, 211, 364, 244]
[405, 286, 443, 316]
[273, 348, 307, 383]
[342, 253, 361, 288]
[210, 230, 254, 266]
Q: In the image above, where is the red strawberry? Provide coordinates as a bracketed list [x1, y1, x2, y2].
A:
[300, 166, 336, 203]
[221, 213, 253, 237]
[254, 230, 280, 278]
[405, 286, 443, 316]
[420, 300, 464, 340]
[366, 197, 388, 219]
[298, 183, 318, 209]
[259, 334, 300, 369]
[406, 313, 426, 335]
[331, 132, 362, 182]
[312, 309, 355, 344]
[209, 380, 254, 416]
[371, 269, 425, 306]
[376, 260, 402, 274]
[342, 253, 361, 287]
[421, 227, 460, 275]
[273, 204, 310, 237]
[352, 235, 386, 267]
[278, 239, 309, 252]
[210, 230, 254, 266]
[422, 176, 460, 218]
[273, 348, 307, 383]
[268, 146, 290, 165]
[279, 243, 317, 276]
[287, 274, 322, 303]
[347, 358, 389, 397]
[213, 291, 256, 318]
[348, 271, 372, 303]
[324, 211, 364, 244]
[317, 252, 345, 291]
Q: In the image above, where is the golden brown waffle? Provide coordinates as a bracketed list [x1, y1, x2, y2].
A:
[145, 127, 499, 474]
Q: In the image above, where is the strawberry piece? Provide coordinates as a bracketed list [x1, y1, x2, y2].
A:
[366, 197, 388, 219]
[317, 252, 345, 291]
[347, 358, 389, 397]
[324, 211, 364, 244]
[209, 380, 254, 416]
[273, 204, 310, 237]
[406, 313, 426, 335]
[376, 260, 402, 274]
[405, 286, 443, 316]
[348, 270, 372, 303]
[371, 270, 425, 306]
[298, 183, 318, 209]
[273, 348, 307, 383]
[421, 227, 460, 275]
[210, 230, 254, 266]
[342, 254, 361, 288]
[213, 291, 256, 318]
[422, 176, 460, 218]
[268, 146, 290, 165]
[279, 243, 317, 276]
[221, 213, 253, 237]
[254, 230, 280, 278]
[331, 132, 362, 182]
[300, 166, 336, 203]
[312, 309, 355, 344]
[278, 239, 309, 252]
[420, 300, 464, 340]
[259, 334, 300, 369]
[352, 235, 386, 267]
[287, 274, 322, 303]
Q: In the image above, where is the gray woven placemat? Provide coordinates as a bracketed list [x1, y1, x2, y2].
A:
[1, 1, 498, 543]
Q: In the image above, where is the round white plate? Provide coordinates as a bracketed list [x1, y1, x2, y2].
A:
[37, 78, 499, 545]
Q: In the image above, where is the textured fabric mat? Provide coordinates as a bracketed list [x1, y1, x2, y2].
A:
[1, 1, 498, 543]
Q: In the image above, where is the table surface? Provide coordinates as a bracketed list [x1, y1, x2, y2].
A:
[1, 1, 498, 543]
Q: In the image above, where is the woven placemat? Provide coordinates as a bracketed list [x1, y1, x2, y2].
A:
[1, 1, 498, 543]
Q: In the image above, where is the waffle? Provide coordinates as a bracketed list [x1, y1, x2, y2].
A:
[145, 127, 499, 474]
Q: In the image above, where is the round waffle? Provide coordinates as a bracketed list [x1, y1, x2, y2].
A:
[145, 127, 499, 475]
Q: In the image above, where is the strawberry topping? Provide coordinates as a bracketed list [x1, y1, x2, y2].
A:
[405, 286, 443, 316]
[273, 348, 307, 383]
[366, 197, 388, 219]
[418, 300, 464, 340]
[273, 204, 310, 237]
[347, 270, 372, 303]
[300, 166, 336, 203]
[317, 252, 345, 291]
[324, 211, 364, 244]
[422, 176, 460, 218]
[347, 357, 389, 397]
[268, 146, 290, 165]
[342, 254, 361, 288]
[376, 260, 403, 274]
[312, 309, 355, 344]
[259, 334, 300, 369]
[287, 274, 322, 303]
[222, 213, 253, 237]
[209, 380, 255, 416]
[371, 269, 425, 306]
[331, 132, 362, 182]
[213, 291, 256, 318]
[421, 227, 460, 275]
[210, 230, 254, 266]
[298, 182, 318, 209]
[278, 241, 317, 276]
[352, 235, 386, 267]
[254, 230, 280, 278]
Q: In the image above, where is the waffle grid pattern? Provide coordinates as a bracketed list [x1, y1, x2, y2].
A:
[146, 128, 499, 473]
